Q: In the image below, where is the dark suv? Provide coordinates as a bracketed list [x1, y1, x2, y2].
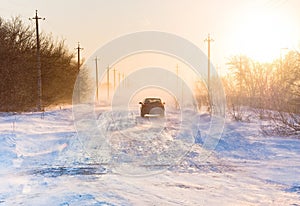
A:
[139, 98, 165, 117]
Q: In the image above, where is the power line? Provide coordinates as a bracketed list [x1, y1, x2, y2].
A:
[29, 10, 45, 112]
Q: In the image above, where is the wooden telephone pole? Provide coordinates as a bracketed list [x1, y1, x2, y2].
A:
[76, 42, 83, 71]
[204, 34, 214, 94]
[204, 34, 214, 112]
[95, 57, 99, 103]
[107, 66, 110, 101]
[30, 10, 45, 111]
[76, 42, 83, 103]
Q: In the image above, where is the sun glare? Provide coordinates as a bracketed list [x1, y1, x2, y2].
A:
[235, 9, 295, 62]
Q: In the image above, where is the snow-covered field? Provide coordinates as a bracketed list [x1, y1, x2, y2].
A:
[0, 106, 299, 205]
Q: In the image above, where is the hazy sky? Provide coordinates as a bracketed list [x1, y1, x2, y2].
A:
[1, 0, 300, 70]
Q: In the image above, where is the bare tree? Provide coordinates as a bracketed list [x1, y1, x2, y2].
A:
[0, 17, 79, 111]
[224, 52, 299, 134]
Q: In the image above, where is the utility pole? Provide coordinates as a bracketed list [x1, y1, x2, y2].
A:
[76, 42, 83, 71]
[181, 76, 184, 107]
[113, 68, 116, 89]
[204, 34, 214, 112]
[30, 10, 45, 111]
[76, 42, 83, 103]
[107, 65, 110, 101]
[95, 57, 99, 103]
[122, 73, 125, 88]
[176, 64, 179, 109]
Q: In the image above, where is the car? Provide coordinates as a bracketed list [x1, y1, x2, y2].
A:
[139, 98, 165, 117]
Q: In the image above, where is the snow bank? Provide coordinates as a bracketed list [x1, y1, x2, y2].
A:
[0, 107, 299, 205]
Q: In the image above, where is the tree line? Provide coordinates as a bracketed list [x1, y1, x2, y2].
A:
[195, 49, 300, 135]
[0, 17, 79, 112]
[223, 51, 300, 135]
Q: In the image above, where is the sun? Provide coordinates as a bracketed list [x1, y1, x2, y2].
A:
[234, 8, 294, 62]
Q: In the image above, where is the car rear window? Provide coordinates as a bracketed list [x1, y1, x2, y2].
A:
[144, 98, 161, 104]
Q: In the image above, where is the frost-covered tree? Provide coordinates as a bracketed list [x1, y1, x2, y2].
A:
[223, 52, 300, 134]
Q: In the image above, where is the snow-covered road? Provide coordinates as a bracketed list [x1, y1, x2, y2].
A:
[0, 107, 299, 205]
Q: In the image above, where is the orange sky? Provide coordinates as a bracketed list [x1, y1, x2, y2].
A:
[1, 0, 300, 70]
